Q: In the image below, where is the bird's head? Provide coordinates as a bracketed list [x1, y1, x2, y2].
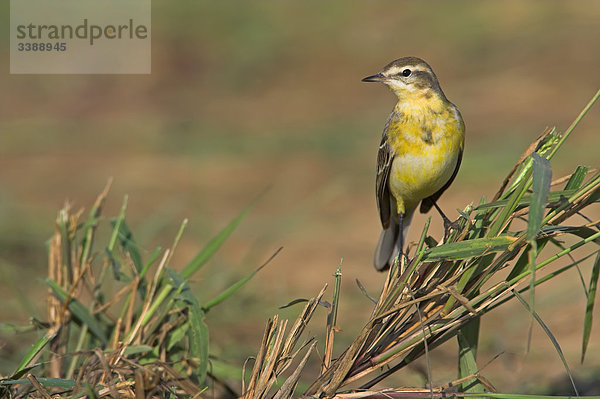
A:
[362, 56, 446, 100]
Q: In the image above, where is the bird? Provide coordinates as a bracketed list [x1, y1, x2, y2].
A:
[362, 57, 465, 271]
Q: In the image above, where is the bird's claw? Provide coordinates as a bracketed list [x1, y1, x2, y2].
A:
[442, 216, 461, 243]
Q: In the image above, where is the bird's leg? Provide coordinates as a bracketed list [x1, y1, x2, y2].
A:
[431, 201, 459, 242]
[397, 213, 409, 271]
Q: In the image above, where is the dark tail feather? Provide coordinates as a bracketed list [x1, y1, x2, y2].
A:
[374, 218, 399, 271]
[373, 212, 414, 271]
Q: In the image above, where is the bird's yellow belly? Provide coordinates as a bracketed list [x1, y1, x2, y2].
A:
[385, 97, 465, 215]
[390, 139, 460, 213]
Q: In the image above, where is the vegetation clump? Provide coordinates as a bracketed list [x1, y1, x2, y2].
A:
[1, 90, 599, 398]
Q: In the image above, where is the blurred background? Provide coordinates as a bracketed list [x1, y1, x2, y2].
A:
[1, 1, 600, 393]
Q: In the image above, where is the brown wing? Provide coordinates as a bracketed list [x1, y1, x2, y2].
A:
[420, 148, 463, 213]
[376, 126, 395, 228]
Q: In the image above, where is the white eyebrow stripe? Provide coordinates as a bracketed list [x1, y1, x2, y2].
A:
[384, 65, 429, 75]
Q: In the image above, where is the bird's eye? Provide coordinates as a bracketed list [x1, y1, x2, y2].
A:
[402, 69, 412, 77]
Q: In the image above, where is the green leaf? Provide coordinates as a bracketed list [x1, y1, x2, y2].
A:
[79, 182, 106, 265]
[166, 322, 190, 351]
[108, 195, 128, 253]
[527, 240, 539, 338]
[488, 251, 599, 314]
[475, 189, 576, 211]
[506, 239, 549, 281]
[140, 247, 162, 279]
[202, 247, 281, 310]
[166, 268, 209, 385]
[45, 279, 108, 345]
[181, 201, 254, 279]
[457, 318, 483, 393]
[188, 302, 209, 386]
[513, 290, 579, 396]
[324, 264, 342, 368]
[123, 345, 153, 356]
[12, 333, 52, 376]
[110, 219, 143, 273]
[110, 219, 149, 298]
[527, 153, 552, 241]
[564, 165, 589, 190]
[582, 252, 600, 363]
[421, 236, 515, 262]
[104, 247, 127, 282]
[488, 177, 528, 237]
[468, 197, 489, 240]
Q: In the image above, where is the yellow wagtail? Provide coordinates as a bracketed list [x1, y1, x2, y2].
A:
[362, 57, 465, 271]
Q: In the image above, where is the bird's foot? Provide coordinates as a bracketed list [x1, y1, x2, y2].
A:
[394, 251, 411, 276]
[442, 216, 461, 243]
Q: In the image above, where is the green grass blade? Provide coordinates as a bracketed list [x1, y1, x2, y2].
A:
[488, 178, 529, 237]
[166, 268, 209, 385]
[166, 322, 190, 351]
[164, 219, 189, 270]
[202, 247, 282, 311]
[181, 201, 254, 279]
[507, 231, 600, 285]
[12, 333, 53, 376]
[324, 264, 342, 369]
[140, 247, 162, 279]
[541, 173, 600, 226]
[104, 248, 127, 282]
[139, 282, 173, 328]
[502, 128, 558, 199]
[110, 219, 143, 273]
[475, 189, 577, 211]
[527, 240, 538, 344]
[487, 251, 599, 314]
[527, 152, 554, 322]
[188, 301, 209, 386]
[457, 317, 483, 393]
[107, 195, 128, 253]
[45, 278, 108, 345]
[527, 153, 552, 241]
[565, 166, 590, 190]
[513, 290, 579, 396]
[329, 263, 342, 334]
[468, 198, 489, 240]
[123, 345, 153, 356]
[79, 180, 111, 266]
[422, 236, 515, 262]
[507, 239, 549, 281]
[415, 216, 431, 256]
[581, 252, 600, 363]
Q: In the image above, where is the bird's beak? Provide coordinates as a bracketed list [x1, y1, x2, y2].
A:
[361, 72, 386, 83]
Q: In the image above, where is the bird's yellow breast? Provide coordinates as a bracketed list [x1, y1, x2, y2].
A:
[387, 93, 464, 214]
